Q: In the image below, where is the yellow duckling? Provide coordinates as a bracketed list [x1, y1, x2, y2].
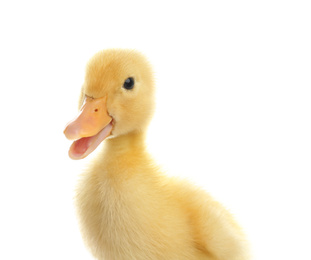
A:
[64, 49, 249, 260]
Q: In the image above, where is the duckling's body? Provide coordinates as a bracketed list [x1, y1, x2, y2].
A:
[65, 49, 249, 260]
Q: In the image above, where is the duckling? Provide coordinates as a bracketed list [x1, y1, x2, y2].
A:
[64, 49, 249, 260]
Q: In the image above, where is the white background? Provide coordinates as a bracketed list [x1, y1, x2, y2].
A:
[0, 1, 310, 259]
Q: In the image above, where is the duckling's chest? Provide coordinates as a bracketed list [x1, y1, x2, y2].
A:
[76, 172, 141, 237]
[75, 170, 197, 260]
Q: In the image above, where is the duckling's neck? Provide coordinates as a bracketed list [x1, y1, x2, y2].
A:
[100, 131, 149, 166]
[107, 131, 145, 152]
[93, 131, 157, 183]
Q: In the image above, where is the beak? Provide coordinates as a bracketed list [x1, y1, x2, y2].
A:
[64, 96, 113, 160]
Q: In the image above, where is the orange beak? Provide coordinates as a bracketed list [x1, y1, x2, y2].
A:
[64, 96, 113, 160]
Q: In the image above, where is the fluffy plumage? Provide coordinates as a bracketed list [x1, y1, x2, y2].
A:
[64, 49, 249, 260]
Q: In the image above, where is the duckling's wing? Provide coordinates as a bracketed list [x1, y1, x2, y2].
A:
[184, 187, 250, 260]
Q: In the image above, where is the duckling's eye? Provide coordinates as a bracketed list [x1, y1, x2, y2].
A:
[123, 77, 135, 90]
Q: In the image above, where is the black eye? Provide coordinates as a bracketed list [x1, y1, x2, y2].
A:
[123, 77, 135, 90]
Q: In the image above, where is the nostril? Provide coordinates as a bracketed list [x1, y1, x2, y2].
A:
[94, 109, 98, 112]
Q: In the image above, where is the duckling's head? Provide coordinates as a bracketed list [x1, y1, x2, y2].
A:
[64, 49, 155, 159]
